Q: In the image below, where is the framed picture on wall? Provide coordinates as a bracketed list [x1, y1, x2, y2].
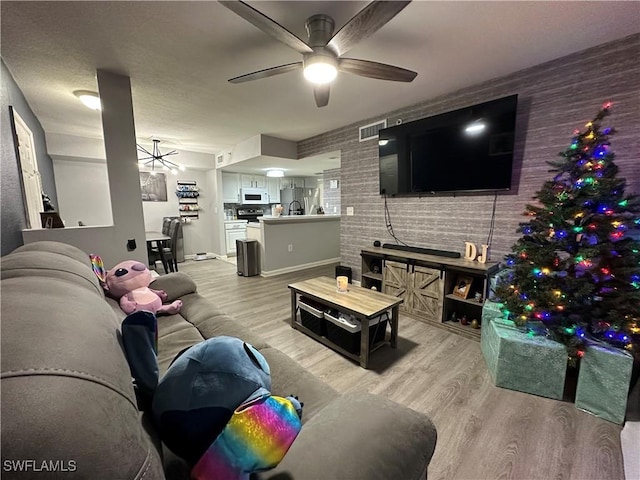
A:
[140, 172, 167, 201]
[453, 275, 473, 299]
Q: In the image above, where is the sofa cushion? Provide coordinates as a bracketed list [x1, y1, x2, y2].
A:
[260, 393, 437, 480]
[1, 276, 165, 479]
[13, 240, 95, 267]
[256, 347, 337, 424]
[2, 376, 165, 479]
[1, 250, 104, 297]
[177, 292, 270, 350]
[156, 314, 208, 376]
[150, 272, 198, 302]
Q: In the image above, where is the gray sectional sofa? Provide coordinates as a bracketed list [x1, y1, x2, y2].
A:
[1, 241, 437, 479]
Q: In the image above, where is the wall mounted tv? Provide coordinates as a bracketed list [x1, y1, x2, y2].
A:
[379, 94, 518, 195]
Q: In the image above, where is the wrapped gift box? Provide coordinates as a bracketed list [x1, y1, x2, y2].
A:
[481, 300, 509, 326]
[481, 314, 568, 400]
[575, 343, 633, 424]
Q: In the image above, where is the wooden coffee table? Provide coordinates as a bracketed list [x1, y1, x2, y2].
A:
[288, 276, 403, 368]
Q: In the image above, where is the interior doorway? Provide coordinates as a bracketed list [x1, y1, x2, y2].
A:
[10, 107, 43, 229]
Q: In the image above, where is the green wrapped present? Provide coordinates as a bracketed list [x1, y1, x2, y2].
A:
[481, 318, 568, 400]
[575, 343, 633, 424]
[481, 300, 510, 326]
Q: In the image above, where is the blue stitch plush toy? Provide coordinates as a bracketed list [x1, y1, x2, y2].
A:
[120, 311, 302, 480]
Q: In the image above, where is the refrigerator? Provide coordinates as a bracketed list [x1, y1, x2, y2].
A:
[280, 187, 320, 215]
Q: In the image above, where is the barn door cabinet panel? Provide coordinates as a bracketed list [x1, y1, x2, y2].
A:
[408, 265, 444, 321]
[383, 260, 410, 313]
[361, 247, 498, 341]
[382, 261, 443, 321]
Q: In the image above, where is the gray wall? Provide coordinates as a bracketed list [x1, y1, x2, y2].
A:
[299, 34, 640, 282]
[1, 59, 58, 255]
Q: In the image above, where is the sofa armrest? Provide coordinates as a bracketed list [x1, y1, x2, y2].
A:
[260, 392, 437, 480]
[150, 272, 197, 302]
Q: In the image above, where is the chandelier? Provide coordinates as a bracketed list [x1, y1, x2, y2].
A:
[137, 139, 185, 175]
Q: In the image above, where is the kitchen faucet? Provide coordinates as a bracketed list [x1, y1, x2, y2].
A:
[288, 200, 303, 215]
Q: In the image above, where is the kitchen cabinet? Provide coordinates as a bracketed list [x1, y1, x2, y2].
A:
[224, 220, 248, 255]
[361, 247, 498, 341]
[240, 174, 266, 189]
[222, 172, 240, 203]
[281, 177, 320, 189]
[302, 177, 320, 189]
[280, 177, 304, 189]
[267, 177, 280, 203]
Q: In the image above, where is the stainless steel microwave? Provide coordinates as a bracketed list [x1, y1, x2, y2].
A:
[238, 188, 269, 204]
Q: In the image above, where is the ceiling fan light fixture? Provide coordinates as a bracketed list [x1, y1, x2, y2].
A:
[74, 90, 101, 111]
[303, 55, 338, 84]
[137, 139, 184, 174]
[266, 168, 285, 178]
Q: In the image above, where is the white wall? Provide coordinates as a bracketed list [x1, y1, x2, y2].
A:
[53, 158, 113, 227]
[142, 169, 217, 256]
[23, 70, 148, 268]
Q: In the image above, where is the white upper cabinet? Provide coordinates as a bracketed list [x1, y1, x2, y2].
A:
[222, 172, 240, 203]
[281, 177, 320, 189]
[240, 174, 267, 189]
[280, 177, 304, 189]
[267, 177, 280, 203]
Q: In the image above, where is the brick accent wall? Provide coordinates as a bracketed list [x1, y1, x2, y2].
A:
[322, 168, 341, 214]
[299, 34, 640, 282]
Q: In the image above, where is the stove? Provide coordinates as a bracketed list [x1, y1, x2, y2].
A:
[236, 207, 264, 223]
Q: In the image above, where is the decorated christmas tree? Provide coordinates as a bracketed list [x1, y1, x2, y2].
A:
[495, 103, 640, 361]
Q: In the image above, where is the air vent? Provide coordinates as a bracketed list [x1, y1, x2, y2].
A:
[359, 119, 387, 142]
[216, 152, 231, 165]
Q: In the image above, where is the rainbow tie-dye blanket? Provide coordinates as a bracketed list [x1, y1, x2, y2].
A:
[191, 395, 301, 480]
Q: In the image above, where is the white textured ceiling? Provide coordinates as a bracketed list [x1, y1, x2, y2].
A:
[1, 1, 639, 174]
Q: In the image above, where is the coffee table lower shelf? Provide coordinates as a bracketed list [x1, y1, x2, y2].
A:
[292, 320, 389, 365]
[288, 276, 403, 369]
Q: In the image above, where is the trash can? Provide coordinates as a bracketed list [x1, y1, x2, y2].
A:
[236, 239, 260, 276]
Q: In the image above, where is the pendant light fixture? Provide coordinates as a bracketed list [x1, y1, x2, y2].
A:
[137, 139, 185, 175]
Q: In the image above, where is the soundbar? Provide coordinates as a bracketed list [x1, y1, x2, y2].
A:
[382, 243, 461, 258]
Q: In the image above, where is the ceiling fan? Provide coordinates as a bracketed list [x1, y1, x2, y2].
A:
[219, 0, 417, 107]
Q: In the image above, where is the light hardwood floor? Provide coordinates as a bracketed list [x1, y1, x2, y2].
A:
[177, 259, 627, 480]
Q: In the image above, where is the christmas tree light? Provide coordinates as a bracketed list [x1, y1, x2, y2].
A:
[495, 103, 640, 361]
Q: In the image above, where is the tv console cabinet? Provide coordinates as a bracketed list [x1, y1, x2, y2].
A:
[360, 247, 500, 340]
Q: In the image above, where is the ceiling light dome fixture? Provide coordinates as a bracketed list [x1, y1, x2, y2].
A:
[74, 90, 101, 111]
[137, 139, 185, 175]
[303, 54, 338, 84]
[266, 168, 285, 178]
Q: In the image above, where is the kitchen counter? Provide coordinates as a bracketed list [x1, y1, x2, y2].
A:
[249, 215, 340, 276]
[259, 214, 340, 224]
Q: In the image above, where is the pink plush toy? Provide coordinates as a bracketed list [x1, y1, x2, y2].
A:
[104, 260, 182, 315]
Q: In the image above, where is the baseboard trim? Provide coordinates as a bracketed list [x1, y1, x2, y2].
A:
[184, 252, 219, 261]
[261, 258, 340, 277]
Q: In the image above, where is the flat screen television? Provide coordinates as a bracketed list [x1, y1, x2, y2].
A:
[379, 94, 518, 195]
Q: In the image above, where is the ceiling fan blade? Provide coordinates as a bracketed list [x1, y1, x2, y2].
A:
[313, 84, 330, 108]
[327, 1, 411, 57]
[228, 62, 303, 83]
[339, 58, 417, 82]
[219, 1, 313, 55]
